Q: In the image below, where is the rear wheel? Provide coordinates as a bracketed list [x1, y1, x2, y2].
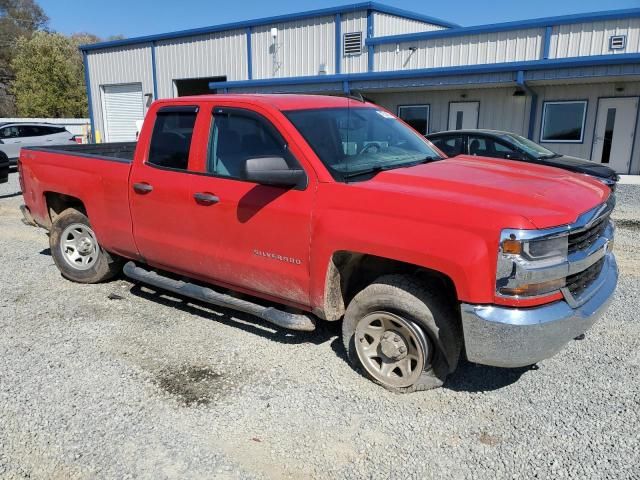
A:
[342, 274, 461, 393]
[50, 209, 122, 283]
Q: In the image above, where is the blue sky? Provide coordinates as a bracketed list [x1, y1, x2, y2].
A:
[40, 0, 640, 39]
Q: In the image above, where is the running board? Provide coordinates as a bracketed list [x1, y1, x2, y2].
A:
[123, 262, 316, 332]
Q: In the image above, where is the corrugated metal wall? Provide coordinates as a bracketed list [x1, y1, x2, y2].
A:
[86, 45, 154, 138]
[374, 28, 544, 71]
[155, 30, 247, 98]
[368, 87, 531, 135]
[549, 18, 640, 58]
[251, 16, 335, 79]
[373, 12, 447, 36]
[341, 12, 369, 74]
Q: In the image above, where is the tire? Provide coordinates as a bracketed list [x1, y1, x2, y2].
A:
[342, 274, 462, 393]
[50, 208, 122, 283]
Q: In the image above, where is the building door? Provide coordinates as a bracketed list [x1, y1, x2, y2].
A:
[101, 83, 144, 142]
[591, 97, 638, 174]
[448, 102, 479, 130]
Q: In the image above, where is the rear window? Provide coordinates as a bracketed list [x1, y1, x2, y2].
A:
[148, 108, 198, 170]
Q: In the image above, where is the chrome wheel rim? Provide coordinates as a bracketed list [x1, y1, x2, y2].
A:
[354, 312, 430, 388]
[60, 223, 99, 271]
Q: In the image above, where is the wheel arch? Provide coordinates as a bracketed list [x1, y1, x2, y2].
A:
[318, 251, 459, 321]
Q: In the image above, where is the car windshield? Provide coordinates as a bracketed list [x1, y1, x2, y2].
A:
[497, 132, 557, 159]
[284, 107, 442, 181]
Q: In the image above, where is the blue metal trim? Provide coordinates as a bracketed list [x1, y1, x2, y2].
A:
[246, 27, 253, 80]
[516, 69, 538, 139]
[366, 8, 640, 46]
[335, 14, 341, 74]
[342, 80, 350, 94]
[367, 9, 374, 72]
[79, 2, 455, 52]
[151, 42, 159, 99]
[209, 53, 640, 90]
[542, 26, 552, 59]
[82, 52, 95, 142]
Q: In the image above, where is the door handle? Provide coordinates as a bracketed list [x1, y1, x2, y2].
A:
[193, 192, 220, 205]
[133, 182, 153, 194]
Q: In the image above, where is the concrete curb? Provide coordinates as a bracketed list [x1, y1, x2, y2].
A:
[618, 175, 640, 185]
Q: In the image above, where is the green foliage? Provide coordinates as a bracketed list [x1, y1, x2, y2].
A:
[11, 31, 87, 117]
[0, 0, 48, 115]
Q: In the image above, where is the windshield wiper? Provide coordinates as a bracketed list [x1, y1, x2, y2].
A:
[538, 153, 561, 159]
[342, 157, 439, 181]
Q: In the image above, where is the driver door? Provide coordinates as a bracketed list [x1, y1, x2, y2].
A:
[181, 105, 316, 307]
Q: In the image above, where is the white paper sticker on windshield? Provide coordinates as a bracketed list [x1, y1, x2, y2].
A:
[376, 110, 395, 119]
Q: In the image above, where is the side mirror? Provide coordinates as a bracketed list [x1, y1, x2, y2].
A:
[244, 156, 306, 188]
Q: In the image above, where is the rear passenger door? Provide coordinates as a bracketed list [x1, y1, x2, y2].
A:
[129, 105, 205, 273]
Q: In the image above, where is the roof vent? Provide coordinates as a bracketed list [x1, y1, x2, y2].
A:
[343, 32, 362, 56]
[609, 35, 626, 51]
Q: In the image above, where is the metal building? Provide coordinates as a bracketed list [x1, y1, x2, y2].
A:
[81, 2, 640, 174]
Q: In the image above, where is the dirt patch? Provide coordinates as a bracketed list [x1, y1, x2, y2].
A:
[154, 365, 238, 406]
[478, 432, 501, 446]
[615, 219, 640, 232]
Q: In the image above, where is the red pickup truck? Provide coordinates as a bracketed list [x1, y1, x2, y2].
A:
[19, 94, 617, 392]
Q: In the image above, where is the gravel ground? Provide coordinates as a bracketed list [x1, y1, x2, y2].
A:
[1, 171, 639, 479]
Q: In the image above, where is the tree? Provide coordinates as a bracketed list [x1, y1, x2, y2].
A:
[0, 0, 48, 115]
[11, 31, 87, 117]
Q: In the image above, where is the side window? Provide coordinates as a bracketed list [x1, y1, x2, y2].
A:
[468, 136, 492, 157]
[18, 126, 40, 138]
[493, 141, 519, 159]
[208, 109, 295, 180]
[431, 136, 463, 157]
[148, 108, 198, 170]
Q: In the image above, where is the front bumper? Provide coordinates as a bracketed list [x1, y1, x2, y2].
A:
[461, 253, 618, 368]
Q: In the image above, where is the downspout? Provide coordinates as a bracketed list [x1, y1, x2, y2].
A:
[516, 70, 537, 140]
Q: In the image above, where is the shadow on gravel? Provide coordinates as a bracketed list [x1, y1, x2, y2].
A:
[0, 191, 21, 200]
[444, 359, 537, 392]
[39, 248, 51, 256]
[129, 284, 341, 346]
[615, 219, 640, 232]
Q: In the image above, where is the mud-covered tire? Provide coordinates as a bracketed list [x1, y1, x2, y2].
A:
[342, 274, 462, 393]
[50, 208, 122, 283]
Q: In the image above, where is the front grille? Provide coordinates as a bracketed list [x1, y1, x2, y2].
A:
[565, 257, 605, 298]
[568, 216, 609, 254]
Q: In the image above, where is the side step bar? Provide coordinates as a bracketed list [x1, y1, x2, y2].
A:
[123, 262, 316, 332]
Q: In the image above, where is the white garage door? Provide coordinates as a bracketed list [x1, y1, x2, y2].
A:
[102, 83, 144, 142]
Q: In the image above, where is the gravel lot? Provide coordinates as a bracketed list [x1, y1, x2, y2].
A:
[1, 171, 639, 479]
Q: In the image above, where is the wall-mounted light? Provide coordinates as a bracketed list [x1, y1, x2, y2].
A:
[513, 89, 526, 97]
[615, 84, 625, 93]
[460, 93, 468, 99]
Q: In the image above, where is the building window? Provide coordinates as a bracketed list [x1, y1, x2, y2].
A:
[398, 105, 430, 135]
[343, 32, 362, 56]
[540, 101, 587, 143]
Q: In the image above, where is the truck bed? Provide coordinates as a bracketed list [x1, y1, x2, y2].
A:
[23, 142, 136, 163]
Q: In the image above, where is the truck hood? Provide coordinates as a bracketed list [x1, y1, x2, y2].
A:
[367, 156, 610, 229]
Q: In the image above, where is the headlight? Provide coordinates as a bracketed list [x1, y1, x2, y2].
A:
[497, 232, 569, 298]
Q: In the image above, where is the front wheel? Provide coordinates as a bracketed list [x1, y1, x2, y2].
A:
[342, 274, 461, 393]
[50, 208, 122, 283]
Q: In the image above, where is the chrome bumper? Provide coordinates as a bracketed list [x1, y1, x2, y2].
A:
[461, 253, 618, 368]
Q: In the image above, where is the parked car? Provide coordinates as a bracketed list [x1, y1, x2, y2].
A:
[18, 95, 617, 393]
[0, 122, 76, 165]
[0, 151, 8, 184]
[426, 129, 619, 189]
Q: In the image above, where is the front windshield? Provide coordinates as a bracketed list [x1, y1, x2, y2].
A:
[284, 107, 442, 181]
[498, 132, 556, 159]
